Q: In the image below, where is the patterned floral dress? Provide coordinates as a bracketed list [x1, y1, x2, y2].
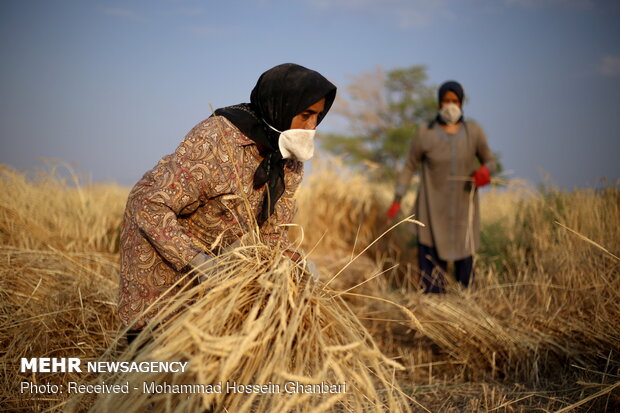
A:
[118, 116, 303, 328]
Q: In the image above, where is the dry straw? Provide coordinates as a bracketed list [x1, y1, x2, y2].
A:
[1, 164, 122, 412]
[1, 162, 416, 412]
[68, 236, 414, 412]
[2, 161, 619, 412]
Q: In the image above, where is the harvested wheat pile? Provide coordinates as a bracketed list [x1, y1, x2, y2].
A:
[3, 163, 619, 412]
[65, 238, 415, 412]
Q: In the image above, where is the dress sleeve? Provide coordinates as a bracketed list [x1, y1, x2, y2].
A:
[133, 123, 219, 271]
[395, 127, 424, 198]
[474, 125, 497, 173]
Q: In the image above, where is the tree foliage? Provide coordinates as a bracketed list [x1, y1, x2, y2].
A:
[321, 65, 437, 181]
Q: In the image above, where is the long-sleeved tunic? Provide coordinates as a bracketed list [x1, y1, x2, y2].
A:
[395, 121, 495, 261]
[118, 116, 302, 328]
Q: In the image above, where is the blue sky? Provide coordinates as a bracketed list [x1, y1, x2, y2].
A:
[1, 0, 619, 188]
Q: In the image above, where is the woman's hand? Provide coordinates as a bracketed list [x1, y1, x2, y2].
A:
[283, 249, 302, 263]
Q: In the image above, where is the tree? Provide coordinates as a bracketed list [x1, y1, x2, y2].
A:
[321, 65, 437, 181]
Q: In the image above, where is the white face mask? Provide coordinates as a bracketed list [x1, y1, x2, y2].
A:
[439, 103, 462, 125]
[265, 122, 316, 162]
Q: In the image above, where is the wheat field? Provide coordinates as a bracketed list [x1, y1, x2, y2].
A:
[0, 160, 618, 412]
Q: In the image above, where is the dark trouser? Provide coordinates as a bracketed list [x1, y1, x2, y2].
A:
[126, 329, 140, 346]
[418, 244, 473, 293]
[125, 329, 155, 354]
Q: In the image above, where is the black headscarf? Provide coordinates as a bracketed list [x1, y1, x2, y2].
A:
[438, 80, 464, 106]
[430, 80, 465, 128]
[214, 63, 337, 226]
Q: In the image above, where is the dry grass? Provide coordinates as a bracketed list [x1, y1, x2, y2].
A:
[294, 162, 620, 411]
[0, 164, 123, 411]
[68, 238, 413, 412]
[291, 157, 387, 255]
[0, 163, 126, 253]
[1, 161, 619, 412]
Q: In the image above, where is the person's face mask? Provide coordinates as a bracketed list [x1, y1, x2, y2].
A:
[439, 103, 462, 125]
[265, 123, 316, 162]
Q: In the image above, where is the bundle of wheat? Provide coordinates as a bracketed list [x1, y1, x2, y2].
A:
[67, 238, 415, 412]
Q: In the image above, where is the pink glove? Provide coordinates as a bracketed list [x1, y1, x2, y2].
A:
[472, 165, 491, 188]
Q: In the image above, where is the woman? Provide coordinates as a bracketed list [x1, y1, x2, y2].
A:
[118, 63, 337, 334]
[387, 81, 495, 293]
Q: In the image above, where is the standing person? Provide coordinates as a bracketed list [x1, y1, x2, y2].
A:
[118, 63, 337, 338]
[387, 81, 495, 293]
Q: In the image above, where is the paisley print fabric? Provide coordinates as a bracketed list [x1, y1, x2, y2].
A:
[118, 116, 303, 328]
